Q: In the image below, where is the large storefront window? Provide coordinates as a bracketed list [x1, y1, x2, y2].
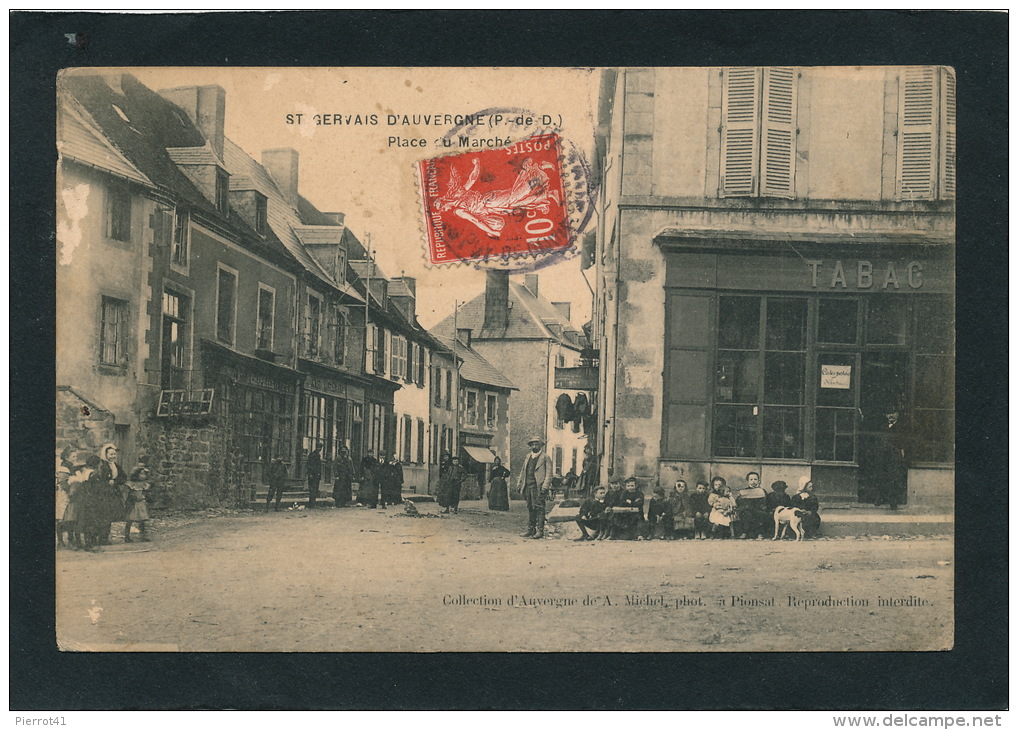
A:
[715, 296, 806, 459]
[229, 384, 294, 484]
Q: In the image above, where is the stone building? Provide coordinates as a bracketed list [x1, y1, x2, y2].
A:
[590, 66, 955, 509]
[434, 271, 588, 479]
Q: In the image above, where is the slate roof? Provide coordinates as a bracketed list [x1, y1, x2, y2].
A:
[57, 94, 154, 187]
[433, 336, 516, 391]
[433, 279, 585, 349]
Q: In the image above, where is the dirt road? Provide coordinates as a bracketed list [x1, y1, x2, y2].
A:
[56, 500, 953, 652]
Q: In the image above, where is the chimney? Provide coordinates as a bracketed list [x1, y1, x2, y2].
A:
[158, 85, 226, 159]
[323, 212, 346, 226]
[552, 302, 572, 322]
[456, 328, 472, 348]
[262, 148, 300, 206]
[524, 274, 539, 299]
[400, 276, 417, 297]
[482, 270, 510, 331]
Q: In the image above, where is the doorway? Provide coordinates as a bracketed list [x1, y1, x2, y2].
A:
[857, 352, 908, 504]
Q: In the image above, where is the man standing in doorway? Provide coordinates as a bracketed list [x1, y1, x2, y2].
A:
[306, 445, 322, 509]
[876, 410, 909, 510]
[517, 436, 553, 539]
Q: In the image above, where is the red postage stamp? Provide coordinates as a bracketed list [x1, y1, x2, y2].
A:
[417, 133, 571, 265]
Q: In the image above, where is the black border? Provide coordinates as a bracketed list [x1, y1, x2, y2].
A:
[11, 10, 1008, 710]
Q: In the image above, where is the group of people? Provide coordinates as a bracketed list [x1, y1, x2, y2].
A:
[574, 471, 821, 542]
[264, 446, 406, 512]
[56, 443, 152, 551]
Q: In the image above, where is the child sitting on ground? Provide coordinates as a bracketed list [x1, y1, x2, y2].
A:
[792, 478, 821, 539]
[124, 466, 152, 543]
[708, 482, 738, 539]
[574, 485, 608, 541]
[647, 486, 669, 540]
[668, 479, 693, 539]
[611, 477, 645, 540]
[690, 481, 712, 540]
[598, 480, 624, 540]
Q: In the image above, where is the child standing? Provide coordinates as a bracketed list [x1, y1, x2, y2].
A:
[124, 466, 152, 543]
[689, 481, 712, 540]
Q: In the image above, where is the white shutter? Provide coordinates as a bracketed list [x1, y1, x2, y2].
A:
[720, 67, 761, 197]
[896, 66, 937, 200]
[760, 67, 797, 198]
[939, 67, 956, 200]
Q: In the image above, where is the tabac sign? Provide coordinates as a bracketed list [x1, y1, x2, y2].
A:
[806, 260, 925, 290]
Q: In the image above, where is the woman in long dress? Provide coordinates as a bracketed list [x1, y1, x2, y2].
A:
[486, 457, 511, 511]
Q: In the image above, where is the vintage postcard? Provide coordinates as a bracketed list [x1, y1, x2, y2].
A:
[55, 65, 954, 653]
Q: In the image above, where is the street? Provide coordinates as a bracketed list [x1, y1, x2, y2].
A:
[56, 501, 954, 652]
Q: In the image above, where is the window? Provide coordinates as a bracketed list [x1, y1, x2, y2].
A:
[433, 366, 443, 406]
[445, 370, 453, 410]
[257, 286, 275, 351]
[254, 193, 268, 234]
[366, 324, 378, 374]
[485, 393, 498, 429]
[304, 292, 322, 358]
[896, 66, 956, 201]
[553, 446, 563, 475]
[416, 418, 426, 464]
[391, 335, 408, 380]
[334, 310, 348, 366]
[161, 290, 190, 388]
[172, 209, 189, 267]
[465, 390, 478, 426]
[373, 326, 387, 375]
[216, 267, 237, 344]
[432, 424, 440, 463]
[720, 66, 797, 198]
[714, 296, 807, 459]
[215, 169, 229, 213]
[912, 299, 954, 462]
[417, 345, 426, 385]
[407, 342, 418, 384]
[106, 181, 132, 241]
[99, 296, 129, 366]
[402, 414, 413, 463]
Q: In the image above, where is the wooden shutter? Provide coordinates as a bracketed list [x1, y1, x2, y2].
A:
[896, 66, 937, 200]
[720, 67, 761, 197]
[939, 67, 956, 200]
[760, 67, 797, 198]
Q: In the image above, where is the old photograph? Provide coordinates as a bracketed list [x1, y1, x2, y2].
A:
[54, 65, 955, 653]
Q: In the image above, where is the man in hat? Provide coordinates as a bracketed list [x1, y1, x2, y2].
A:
[516, 436, 553, 539]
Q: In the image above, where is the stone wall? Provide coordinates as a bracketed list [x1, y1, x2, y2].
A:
[56, 387, 116, 459]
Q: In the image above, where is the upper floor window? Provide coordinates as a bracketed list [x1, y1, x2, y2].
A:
[216, 266, 237, 345]
[99, 296, 129, 366]
[257, 286, 275, 351]
[896, 66, 956, 201]
[485, 393, 498, 430]
[390, 334, 408, 380]
[370, 324, 387, 375]
[464, 390, 478, 427]
[304, 292, 322, 358]
[720, 66, 798, 199]
[215, 169, 230, 214]
[433, 366, 443, 406]
[445, 370, 453, 410]
[106, 181, 132, 242]
[334, 309, 349, 366]
[254, 193, 268, 234]
[172, 209, 189, 267]
[161, 289, 190, 388]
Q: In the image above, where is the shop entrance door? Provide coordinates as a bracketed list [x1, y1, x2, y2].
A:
[857, 352, 908, 504]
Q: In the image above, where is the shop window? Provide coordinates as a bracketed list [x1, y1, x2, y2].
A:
[866, 297, 908, 345]
[896, 66, 956, 201]
[818, 299, 859, 345]
[719, 66, 798, 199]
[912, 299, 955, 462]
[99, 296, 129, 366]
[106, 181, 132, 242]
[256, 286, 274, 351]
[216, 267, 237, 345]
[230, 383, 294, 483]
[713, 296, 806, 460]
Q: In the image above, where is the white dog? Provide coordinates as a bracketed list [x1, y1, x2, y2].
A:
[772, 507, 807, 541]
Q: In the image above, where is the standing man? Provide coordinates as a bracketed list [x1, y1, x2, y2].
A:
[358, 451, 379, 508]
[266, 456, 288, 512]
[517, 436, 553, 539]
[332, 446, 354, 508]
[305, 445, 322, 509]
[876, 409, 909, 510]
[379, 452, 404, 509]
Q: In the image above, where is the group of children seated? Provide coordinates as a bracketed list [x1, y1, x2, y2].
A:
[573, 472, 821, 541]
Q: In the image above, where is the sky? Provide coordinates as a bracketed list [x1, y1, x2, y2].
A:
[127, 67, 602, 328]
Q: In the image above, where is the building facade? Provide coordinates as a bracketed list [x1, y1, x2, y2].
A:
[591, 66, 955, 509]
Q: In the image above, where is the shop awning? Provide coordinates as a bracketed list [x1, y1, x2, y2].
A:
[462, 446, 497, 464]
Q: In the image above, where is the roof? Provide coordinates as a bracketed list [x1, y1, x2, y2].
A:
[434, 336, 516, 391]
[166, 144, 225, 167]
[57, 94, 154, 187]
[433, 279, 585, 349]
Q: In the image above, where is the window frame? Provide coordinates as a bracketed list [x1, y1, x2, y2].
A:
[256, 283, 276, 352]
[99, 295, 130, 367]
[160, 286, 193, 389]
[485, 393, 498, 430]
[215, 264, 239, 346]
[171, 208, 190, 270]
[105, 180, 133, 242]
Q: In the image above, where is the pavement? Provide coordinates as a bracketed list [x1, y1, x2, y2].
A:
[56, 498, 954, 653]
